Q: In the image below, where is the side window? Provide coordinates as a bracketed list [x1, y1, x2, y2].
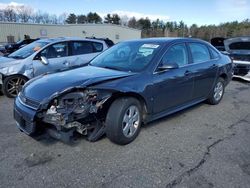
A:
[41, 42, 68, 59]
[72, 41, 94, 55]
[162, 43, 188, 67]
[189, 43, 210, 63]
[92, 42, 103, 52]
[209, 47, 220, 59]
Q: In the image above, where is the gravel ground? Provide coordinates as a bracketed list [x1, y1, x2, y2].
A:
[0, 80, 250, 188]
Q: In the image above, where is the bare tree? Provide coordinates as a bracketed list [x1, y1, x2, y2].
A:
[50, 14, 58, 24]
[42, 13, 50, 24]
[33, 10, 44, 24]
[58, 13, 67, 24]
[17, 5, 33, 23]
[0, 9, 4, 22]
[3, 6, 17, 22]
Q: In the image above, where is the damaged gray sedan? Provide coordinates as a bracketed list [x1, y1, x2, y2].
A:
[14, 38, 233, 145]
[0, 37, 108, 97]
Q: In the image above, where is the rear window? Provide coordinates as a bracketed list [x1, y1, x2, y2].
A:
[229, 42, 250, 50]
[72, 41, 103, 55]
[189, 43, 210, 63]
[92, 42, 103, 52]
[210, 47, 220, 59]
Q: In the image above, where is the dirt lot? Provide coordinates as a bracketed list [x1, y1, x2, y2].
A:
[0, 80, 250, 188]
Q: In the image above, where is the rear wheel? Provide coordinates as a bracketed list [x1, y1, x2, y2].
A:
[3, 75, 28, 98]
[207, 77, 225, 105]
[106, 97, 142, 145]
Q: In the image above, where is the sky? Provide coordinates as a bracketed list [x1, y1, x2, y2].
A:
[0, 0, 250, 26]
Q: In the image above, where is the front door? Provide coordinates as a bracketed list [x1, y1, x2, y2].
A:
[152, 43, 194, 114]
[33, 42, 71, 76]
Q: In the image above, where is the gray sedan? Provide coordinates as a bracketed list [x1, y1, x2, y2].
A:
[0, 37, 109, 97]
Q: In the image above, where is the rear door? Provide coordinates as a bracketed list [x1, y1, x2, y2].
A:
[69, 41, 104, 67]
[187, 43, 218, 99]
[33, 42, 72, 76]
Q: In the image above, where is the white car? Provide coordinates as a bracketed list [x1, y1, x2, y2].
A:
[224, 37, 250, 82]
[0, 37, 109, 97]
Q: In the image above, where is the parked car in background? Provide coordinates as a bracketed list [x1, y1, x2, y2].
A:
[0, 44, 7, 56]
[224, 37, 250, 81]
[86, 37, 114, 47]
[14, 38, 233, 145]
[2, 38, 39, 55]
[0, 37, 109, 97]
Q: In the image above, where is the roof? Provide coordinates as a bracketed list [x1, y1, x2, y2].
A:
[124, 37, 209, 44]
[37, 37, 107, 44]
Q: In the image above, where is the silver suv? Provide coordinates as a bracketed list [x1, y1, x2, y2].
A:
[0, 37, 109, 97]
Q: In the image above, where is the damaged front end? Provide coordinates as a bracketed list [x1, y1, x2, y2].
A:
[37, 89, 112, 142]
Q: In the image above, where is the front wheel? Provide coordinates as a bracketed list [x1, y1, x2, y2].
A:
[3, 75, 28, 98]
[207, 77, 225, 105]
[106, 97, 142, 145]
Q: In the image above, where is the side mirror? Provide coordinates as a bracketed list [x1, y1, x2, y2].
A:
[40, 56, 49, 65]
[157, 62, 179, 72]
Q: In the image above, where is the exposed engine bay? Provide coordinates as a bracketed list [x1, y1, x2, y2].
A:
[36, 89, 112, 142]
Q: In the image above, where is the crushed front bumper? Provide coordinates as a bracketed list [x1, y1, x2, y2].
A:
[14, 96, 77, 142]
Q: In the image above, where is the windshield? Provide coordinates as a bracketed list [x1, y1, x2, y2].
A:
[90, 41, 163, 72]
[8, 41, 48, 59]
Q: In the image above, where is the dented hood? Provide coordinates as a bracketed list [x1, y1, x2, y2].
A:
[0, 56, 19, 67]
[22, 65, 134, 102]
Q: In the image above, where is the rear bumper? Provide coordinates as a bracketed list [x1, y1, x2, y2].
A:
[14, 97, 37, 135]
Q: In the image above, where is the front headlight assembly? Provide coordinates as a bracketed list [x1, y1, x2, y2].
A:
[44, 90, 111, 126]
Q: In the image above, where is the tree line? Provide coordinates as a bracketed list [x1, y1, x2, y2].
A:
[1, 4, 250, 41]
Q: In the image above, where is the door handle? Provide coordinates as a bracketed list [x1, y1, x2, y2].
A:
[184, 70, 191, 76]
[210, 64, 216, 68]
[63, 61, 70, 66]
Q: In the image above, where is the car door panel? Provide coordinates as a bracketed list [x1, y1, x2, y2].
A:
[32, 42, 71, 76]
[152, 43, 194, 114]
[70, 53, 100, 67]
[188, 43, 218, 99]
[152, 67, 194, 114]
[69, 41, 103, 67]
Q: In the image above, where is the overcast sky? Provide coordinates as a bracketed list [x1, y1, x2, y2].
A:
[0, 0, 250, 26]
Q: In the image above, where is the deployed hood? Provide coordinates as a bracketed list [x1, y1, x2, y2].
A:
[22, 65, 135, 102]
[224, 37, 250, 54]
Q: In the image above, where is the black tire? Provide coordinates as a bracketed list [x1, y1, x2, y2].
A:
[106, 97, 142, 145]
[207, 77, 225, 105]
[3, 75, 28, 98]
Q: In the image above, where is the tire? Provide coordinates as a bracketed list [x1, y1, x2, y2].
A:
[3, 75, 28, 98]
[106, 97, 142, 145]
[207, 77, 225, 105]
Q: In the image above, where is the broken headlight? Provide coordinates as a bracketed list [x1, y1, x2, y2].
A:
[48, 90, 97, 115]
[44, 90, 111, 126]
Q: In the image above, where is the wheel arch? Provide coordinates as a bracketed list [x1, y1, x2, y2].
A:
[3, 74, 29, 81]
[219, 73, 228, 82]
[103, 91, 149, 123]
